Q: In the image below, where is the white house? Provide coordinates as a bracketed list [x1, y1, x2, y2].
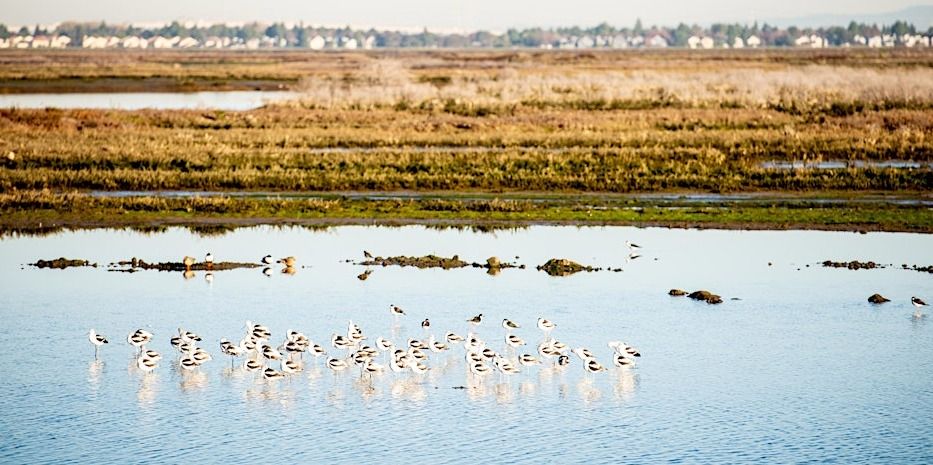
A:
[178, 37, 199, 48]
[646, 35, 668, 48]
[610, 34, 629, 48]
[687, 35, 701, 49]
[51, 36, 72, 48]
[31, 36, 51, 48]
[343, 37, 358, 49]
[867, 35, 883, 47]
[576, 36, 595, 48]
[732, 36, 745, 48]
[746, 35, 761, 47]
[0, 38, 9, 48]
[700, 36, 714, 49]
[308, 35, 326, 50]
[363, 35, 376, 50]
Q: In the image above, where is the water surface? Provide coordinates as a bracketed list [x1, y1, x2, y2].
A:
[1, 226, 931, 463]
[0, 91, 298, 110]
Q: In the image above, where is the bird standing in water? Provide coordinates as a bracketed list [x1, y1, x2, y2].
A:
[88, 329, 108, 359]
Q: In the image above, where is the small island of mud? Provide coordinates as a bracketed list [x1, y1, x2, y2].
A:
[109, 257, 262, 273]
[30, 257, 97, 269]
[536, 258, 600, 276]
[358, 254, 520, 272]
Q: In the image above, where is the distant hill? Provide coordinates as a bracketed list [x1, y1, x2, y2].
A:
[766, 5, 933, 28]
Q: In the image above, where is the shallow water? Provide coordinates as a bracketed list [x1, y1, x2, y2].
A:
[0, 91, 297, 110]
[1, 225, 931, 463]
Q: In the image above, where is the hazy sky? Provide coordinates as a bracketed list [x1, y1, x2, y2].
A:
[0, 0, 928, 30]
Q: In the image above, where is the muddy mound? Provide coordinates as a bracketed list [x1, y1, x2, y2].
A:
[537, 258, 598, 276]
[688, 290, 723, 304]
[867, 293, 890, 304]
[30, 257, 96, 269]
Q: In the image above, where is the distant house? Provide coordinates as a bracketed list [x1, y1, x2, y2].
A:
[0, 38, 9, 49]
[50, 36, 71, 48]
[308, 35, 326, 50]
[700, 36, 714, 49]
[363, 35, 376, 50]
[83, 36, 109, 49]
[687, 35, 701, 49]
[867, 35, 883, 47]
[178, 37, 199, 48]
[646, 34, 668, 48]
[31, 36, 51, 48]
[746, 35, 761, 48]
[343, 37, 358, 49]
[245, 38, 260, 49]
[610, 34, 629, 48]
[732, 37, 745, 48]
[150, 36, 175, 48]
[576, 36, 595, 48]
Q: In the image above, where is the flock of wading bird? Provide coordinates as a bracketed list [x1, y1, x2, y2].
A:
[86, 307, 643, 386]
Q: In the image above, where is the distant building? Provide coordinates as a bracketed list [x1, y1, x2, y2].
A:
[646, 34, 668, 48]
[732, 37, 745, 48]
[746, 35, 761, 47]
[178, 37, 199, 48]
[700, 36, 714, 49]
[576, 35, 595, 48]
[687, 36, 701, 49]
[343, 37, 358, 49]
[308, 35, 326, 50]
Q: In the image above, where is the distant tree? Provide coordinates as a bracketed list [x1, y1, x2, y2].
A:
[633, 18, 644, 35]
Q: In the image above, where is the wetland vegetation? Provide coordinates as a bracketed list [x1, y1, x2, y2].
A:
[0, 49, 930, 233]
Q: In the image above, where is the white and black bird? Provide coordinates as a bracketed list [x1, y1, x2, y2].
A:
[445, 332, 464, 344]
[261, 254, 274, 265]
[584, 359, 607, 374]
[625, 240, 641, 251]
[537, 318, 556, 335]
[390, 305, 406, 317]
[88, 329, 109, 358]
[913, 296, 928, 318]
[502, 319, 520, 331]
[467, 313, 484, 326]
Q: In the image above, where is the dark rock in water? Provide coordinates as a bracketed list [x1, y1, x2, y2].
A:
[822, 260, 883, 271]
[357, 270, 373, 281]
[669, 289, 688, 296]
[867, 293, 890, 304]
[688, 290, 723, 304]
[30, 257, 96, 269]
[111, 259, 261, 272]
[359, 253, 519, 272]
[536, 258, 595, 276]
[359, 254, 470, 269]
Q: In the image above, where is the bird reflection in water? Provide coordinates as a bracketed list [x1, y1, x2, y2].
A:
[576, 378, 602, 404]
[179, 371, 208, 392]
[494, 383, 513, 404]
[136, 374, 158, 406]
[87, 360, 104, 389]
[613, 368, 639, 401]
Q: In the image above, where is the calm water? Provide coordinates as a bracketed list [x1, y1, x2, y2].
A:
[1, 226, 931, 463]
[0, 91, 298, 110]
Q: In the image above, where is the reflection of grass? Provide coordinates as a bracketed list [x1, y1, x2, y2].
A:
[1, 191, 930, 234]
